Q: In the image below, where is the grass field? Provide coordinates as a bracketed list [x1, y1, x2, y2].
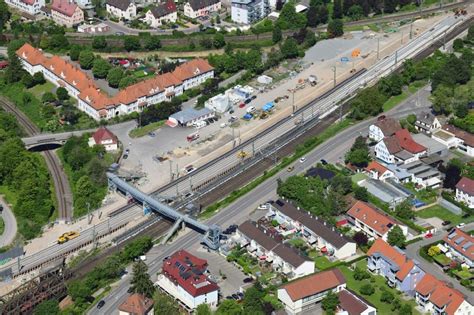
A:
[314, 256, 339, 270]
[433, 254, 451, 266]
[129, 121, 165, 138]
[416, 205, 474, 225]
[28, 82, 55, 99]
[339, 260, 421, 314]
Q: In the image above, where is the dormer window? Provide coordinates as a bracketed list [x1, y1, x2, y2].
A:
[60, 72, 65, 78]
[22, 52, 27, 59]
[72, 80, 77, 86]
[194, 68, 200, 75]
[86, 96, 90, 102]
[50, 65, 54, 71]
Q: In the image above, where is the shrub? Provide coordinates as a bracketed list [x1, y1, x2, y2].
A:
[360, 283, 374, 295]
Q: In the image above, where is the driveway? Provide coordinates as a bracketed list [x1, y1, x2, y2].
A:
[0, 197, 17, 248]
[405, 222, 474, 304]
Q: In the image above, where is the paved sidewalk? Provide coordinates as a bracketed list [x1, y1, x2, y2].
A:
[0, 197, 17, 248]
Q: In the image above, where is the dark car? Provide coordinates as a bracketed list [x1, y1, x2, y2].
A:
[442, 220, 451, 226]
[243, 277, 253, 283]
[320, 159, 328, 165]
[251, 95, 257, 100]
[123, 154, 128, 160]
[232, 294, 240, 300]
[97, 300, 105, 309]
[226, 295, 233, 300]
[244, 98, 252, 104]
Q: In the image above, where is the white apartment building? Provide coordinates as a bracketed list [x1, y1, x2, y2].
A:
[456, 177, 474, 208]
[5, 0, 44, 15]
[184, 0, 221, 18]
[231, 0, 270, 24]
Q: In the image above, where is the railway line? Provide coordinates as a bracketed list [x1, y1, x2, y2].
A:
[0, 96, 72, 221]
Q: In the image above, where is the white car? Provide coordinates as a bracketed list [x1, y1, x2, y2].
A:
[299, 157, 306, 163]
[257, 203, 269, 210]
[456, 223, 465, 229]
[246, 106, 256, 114]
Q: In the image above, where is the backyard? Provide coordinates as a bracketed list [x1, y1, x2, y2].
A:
[339, 260, 421, 315]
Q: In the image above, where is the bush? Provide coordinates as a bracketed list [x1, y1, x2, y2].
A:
[360, 283, 375, 295]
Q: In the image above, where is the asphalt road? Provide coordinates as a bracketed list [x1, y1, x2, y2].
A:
[0, 197, 17, 248]
[90, 86, 434, 315]
[405, 222, 474, 304]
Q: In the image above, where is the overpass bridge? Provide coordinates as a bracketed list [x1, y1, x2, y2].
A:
[22, 129, 96, 150]
[107, 173, 221, 249]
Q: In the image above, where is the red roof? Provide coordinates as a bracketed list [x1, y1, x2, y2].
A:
[51, 0, 80, 17]
[280, 269, 346, 301]
[118, 293, 153, 315]
[442, 124, 474, 147]
[92, 126, 117, 145]
[456, 177, 474, 197]
[347, 201, 397, 236]
[20, 0, 35, 5]
[365, 161, 389, 176]
[394, 129, 426, 154]
[415, 274, 466, 315]
[443, 228, 474, 262]
[162, 250, 219, 297]
[367, 239, 415, 281]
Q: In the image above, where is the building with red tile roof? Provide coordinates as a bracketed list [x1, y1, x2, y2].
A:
[88, 126, 118, 151]
[118, 293, 154, 315]
[144, 1, 177, 28]
[444, 228, 474, 267]
[415, 273, 472, 315]
[347, 201, 407, 241]
[369, 116, 402, 142]
[337, 289, 377, 315]
[367, 239, 425, 296]
[51, 0, 84, 27]
[16, 43, 214, 121]
[5, 0, 44, 15]
[277, 269, 346, 314]
[156, 250, 219, 310]
[364, 160, 394, 181]
[456, 177, 474, 209]
[374, 128, 427, 164]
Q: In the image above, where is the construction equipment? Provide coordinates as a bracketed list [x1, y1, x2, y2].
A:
[237, 151, 248, 159]
[57, 231, 80, 244]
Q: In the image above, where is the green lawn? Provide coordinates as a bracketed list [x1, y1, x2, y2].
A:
[129, 121, 165, 138]
[28, 82, 55, 99]
[433, 254, 451, 266]
[339, 260, 421, 315]
[0, 185, 18, 206]
[383, 81, 426, 111]
[416, 205, 474, 225]
[314, 256, 339, 270]
[0, 217, 4, 235]
[351, 173, 367, 184]
[455, 268, 473, 280]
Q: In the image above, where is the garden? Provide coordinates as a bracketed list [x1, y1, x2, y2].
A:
[416, 205, 474, 226]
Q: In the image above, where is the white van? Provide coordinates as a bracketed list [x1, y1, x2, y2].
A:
[193, 121, 207, 129]
[247, 106, 256, 114]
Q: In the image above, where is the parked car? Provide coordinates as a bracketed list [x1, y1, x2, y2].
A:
[244, 98, 252, 104]
[239, 103, 246, 108]
[148, 132, 156, 137]
[97, 300, 105, 309]
[442, 220, 451, 226]
[320, 159, 328, 165]
[424, 233, 433, 239]
[185, 166, 195, 174]
[243, 277, 253, 283]
[228, 116, 238, 123]
[299, 157, 306, 163]
[246, 106, 256, 114]
[287, 166, 294, 172]
[123, 154, 128, 159]
[257, 203, 269, 210]
[456, 223, 465, 228]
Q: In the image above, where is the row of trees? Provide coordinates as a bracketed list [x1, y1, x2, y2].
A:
[61, 135, 109, 217]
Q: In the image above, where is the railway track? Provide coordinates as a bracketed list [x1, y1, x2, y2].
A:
[0, 97, 71, 221]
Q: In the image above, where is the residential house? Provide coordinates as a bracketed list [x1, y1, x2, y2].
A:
[75, 0, 93, 9]
[455, 177, 474, 209]
[270, 199, 357, 260]
[184, 0, 221, 18]
[369, 116, 402, 142]
[5, 0, 45, 15]
[367, 239, 425, 296]
[156, 250, 219, 309]
[16, 44, 214, 121]
[374, 129, 427, 164]
[231, 0, 270, 24]
[347, 201, 408, 241]
[51, 0, 84, 27]
[399, 160, 442, 189]
[144, 1, 177, 28]
[364, 160, 394, 181]
[237, 220, 315, 279]
[88, 126, 118, 151]
[336, 289, 377, 315]
[118, 293, 154, 315]
[435, 125, 474, 157]
[412, 133, 448, 157]
[415, 273, 473, 315]
[415, 112, 441, 135]
[277, 269, 346, 315]
[444, 228, 474, 267]
[106, 0, 136, 20]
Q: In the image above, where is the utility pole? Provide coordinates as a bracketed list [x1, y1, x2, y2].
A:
[332, 66, 336, 87]
[291, 89, 296, 113]
[377, 38, 380, 60]
[252, 141, 255, 156]
[401, 31, 404, 44]
[394, 50, 398, 66]
[409, 21, 413, 40]
[169, 160, 173, 180]
[189, 176, 193, 191]
[87, 202, 91, 224]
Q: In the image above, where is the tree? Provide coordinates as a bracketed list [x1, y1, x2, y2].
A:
[200, 37, 213, 49]
[216, 299, 242, 315]
[354, 186, 369, 202]
[79, 50, 95, 70]
[216, 15, 221, 24]
[276, 0, 284, 10]
[21, 73, 35, 88]
[380, 291, 394, 303]
[327, 19, 344, 38]
[153, 292, 181, 315]
[0, 0, 11, 33]
[5, 40, 26, 84]
[318, 5, 329, 24]
[243, 284, 264, 314]
[399, 304, 413, 315]
[69, 45, 81, 61]
[272, 25, 282, 43]
[92, 58, 112, 79]
[453, 38, 464, 51]
[353, 231, 368, 247]
[277, 2, 307, 30]
[34, 299, 59, 315]
[92, 36, 107, 50]
[33, 72, 46, 85]
[213, 33, 226, 48]
[321, 291, 339, 313]
[360, 283, 375, 295]
[306, 5, 319, 27]
[428, 245, 441, 257]
[443, 160, 461, 189]
[333, 0, 343, 18]
[345, 136, 370, 167]
[119, 76, 137, 90]
[42, 92, 56, 104]
[68, 280, 90, 304]
[107, 67, 124, 88]
[49, 33, 69, 49]
[432, 55, 471, 91]
[353, 266, 370, 280]
[143, 35, 161, 50]
[395, 199, 414, 220]
[56, 87, 69, 101]
[196, 304, 212, 315]
[387, 225, 406, 248]
[124, 36, 141, 51]
[129, 260, 155, 298]
[348, 4, 364, 20]
[281, 38, 299, 59]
